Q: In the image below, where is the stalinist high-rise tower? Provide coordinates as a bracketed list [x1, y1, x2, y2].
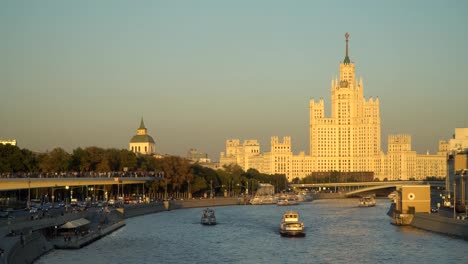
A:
[221, 33, 446, 181]
[309, 33, 381, 173]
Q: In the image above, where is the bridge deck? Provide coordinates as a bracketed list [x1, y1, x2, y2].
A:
[0, 177, 157, 191]
[290, 181, 444, 196]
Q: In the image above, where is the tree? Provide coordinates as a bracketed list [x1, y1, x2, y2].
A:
[0, 144, 38, 173]
[160, 156, 192, 193]
[38, 148, 71, 173]
[137, 155, 158, 171]
[119, 149, 137, 171]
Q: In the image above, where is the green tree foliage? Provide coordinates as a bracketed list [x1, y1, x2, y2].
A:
[191, 164, 219, 195]
[0, 144, 38, 172]
[160, 156, 192, 192]
[137, 154, 158, 171]
[118, 149, 137, 171]
[0, 144, 291, 196]
[38, 148, 71, 172]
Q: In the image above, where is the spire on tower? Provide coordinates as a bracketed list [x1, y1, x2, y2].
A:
[139, 117, 146, 130]
[344, 32, 350, 64]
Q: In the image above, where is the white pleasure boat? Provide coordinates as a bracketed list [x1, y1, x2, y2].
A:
[279, 211, 305, 237]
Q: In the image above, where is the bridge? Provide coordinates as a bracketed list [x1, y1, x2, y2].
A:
[0, 177, 158, 191]
[290, 181, 445, 197]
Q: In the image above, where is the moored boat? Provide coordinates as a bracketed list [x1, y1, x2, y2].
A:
[201, 208, 216, 225]
[277, 196, 299, 206]
[277, 197, 289, 206]
[359, 196, 376, 207]
[279, 211, 305, 237]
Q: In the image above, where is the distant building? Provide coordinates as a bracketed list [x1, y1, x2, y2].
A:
[129, 118, 155, 155]
[439, 128, 468, 154]
[0, 139, 17, 146]
[220, 139, 260, 169]
[187, 149, 211, 163]
[440, 128, 468, 194]
[219, 33, 446, 181]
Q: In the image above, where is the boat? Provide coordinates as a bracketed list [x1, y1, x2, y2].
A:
[279, 211, 305, 237]
[359, 196, 376, 207]
[277, 195, 299, 206]
[277, 197, 289, 206]
[250, 197, 263, 205]
[250, 183, 277, 205]
[200, 208, 216, 225]
[387, 191, 397, 201]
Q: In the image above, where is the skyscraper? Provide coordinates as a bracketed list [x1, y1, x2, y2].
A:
[309, 33, 381, 173]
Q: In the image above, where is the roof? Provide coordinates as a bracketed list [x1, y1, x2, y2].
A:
[60, 218, 90, 229]
[138, 118, 146, 130]
[130, 134, 155, 143]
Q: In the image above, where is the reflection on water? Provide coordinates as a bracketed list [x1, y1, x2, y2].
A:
[37, 199, 467, 264]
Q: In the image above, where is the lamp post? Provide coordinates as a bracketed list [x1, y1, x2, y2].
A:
[65, 185, 70, 211]
[27, 178, 31, 209]
[453, 182, 456, 219]
[461, 170, 465, 209]
[210, 180, 213, 199]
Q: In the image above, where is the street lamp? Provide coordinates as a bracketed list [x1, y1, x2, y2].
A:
[453, 182, 456, 219]
[210, 180, 213, 199]
[27, 178, 31, 209]
[461, 170, 466, 209]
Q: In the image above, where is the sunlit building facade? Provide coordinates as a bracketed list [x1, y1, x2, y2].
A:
[0, 139, 17, 146]
[219, 34, 446, 181]
[309, 32, 381, 175]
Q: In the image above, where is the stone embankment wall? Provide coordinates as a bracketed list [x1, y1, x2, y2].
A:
[411, 213, 468, 240]
[6, 231, 53, 264]
[313, 193, 345, 199]
[122, 198, 241, 218]
[171, 197, 241, 209]
[123, 203, 168, 218]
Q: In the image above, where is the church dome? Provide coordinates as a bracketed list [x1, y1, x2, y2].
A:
[130, 134, 155, 143]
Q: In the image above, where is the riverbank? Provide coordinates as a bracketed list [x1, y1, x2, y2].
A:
[410, 213, 468, 240]
[1, 198, 243, 264]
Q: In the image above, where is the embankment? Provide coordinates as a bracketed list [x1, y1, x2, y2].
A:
[122, 197, 241, 218]
[4, 197, 256, 263]
[411, 213, 468, 240]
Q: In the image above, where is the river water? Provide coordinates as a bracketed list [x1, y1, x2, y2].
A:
[37, 199, 466, 264]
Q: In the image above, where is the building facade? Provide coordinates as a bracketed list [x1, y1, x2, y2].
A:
[309, 32, 381, 175]
[0, 139, 17, 146]
[129, 118, 155, 155]
[439, 128, 468, 154]
[219, 33, 447, 181]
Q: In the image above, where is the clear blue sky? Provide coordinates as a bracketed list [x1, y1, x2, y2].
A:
[1, 0, 467, 160]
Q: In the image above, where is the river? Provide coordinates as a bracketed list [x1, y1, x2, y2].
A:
[36, 199, 466, 264]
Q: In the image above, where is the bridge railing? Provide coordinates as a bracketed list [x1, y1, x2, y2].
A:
[0, 171, 164, 179]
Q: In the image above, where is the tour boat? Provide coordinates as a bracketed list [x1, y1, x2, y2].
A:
[279, 211, 305, 237]
[200, 208, 216, 225]
[359, 196, 376, 207]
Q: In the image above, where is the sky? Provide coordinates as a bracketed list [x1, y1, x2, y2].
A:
[1, 0, 468, 160]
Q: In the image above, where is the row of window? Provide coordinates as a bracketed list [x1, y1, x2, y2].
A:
[131, 145, 150, 153]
